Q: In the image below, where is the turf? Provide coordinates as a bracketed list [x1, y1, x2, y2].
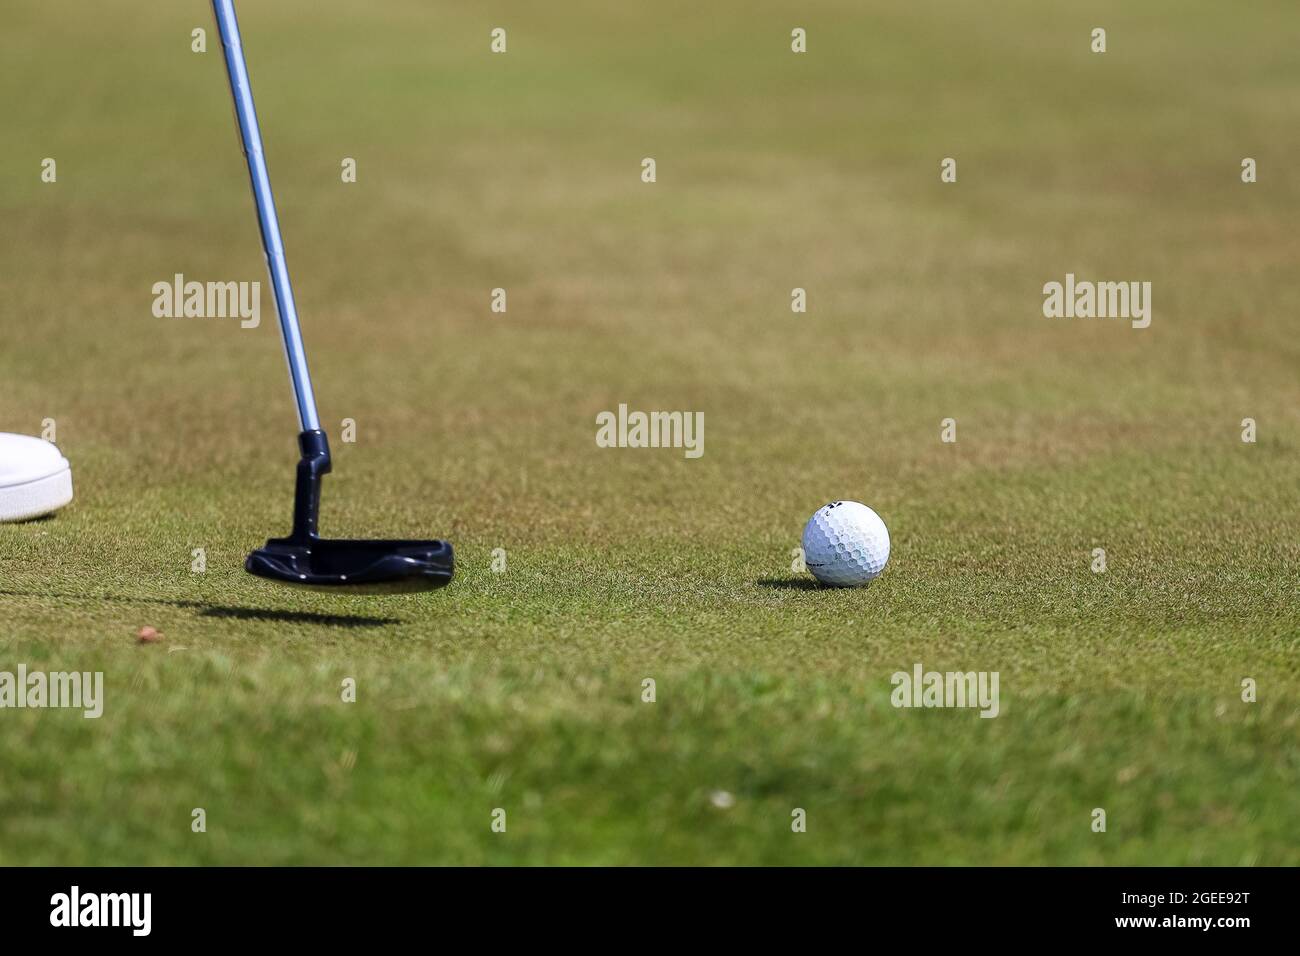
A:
[0, 0, 1297, 865]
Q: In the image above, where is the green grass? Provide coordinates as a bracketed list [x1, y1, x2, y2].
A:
[0, 0, 1297, 865]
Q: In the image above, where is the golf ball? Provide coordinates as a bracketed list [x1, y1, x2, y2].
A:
[801, 501, 890, 587]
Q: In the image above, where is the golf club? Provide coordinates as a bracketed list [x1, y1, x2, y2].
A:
[212, 0, 453, 592]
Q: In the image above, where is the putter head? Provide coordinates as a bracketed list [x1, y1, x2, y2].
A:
[245, 430, 454, 593]
[246, 536, 454, 592]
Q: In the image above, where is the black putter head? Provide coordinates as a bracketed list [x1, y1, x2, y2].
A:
[246, 536, 454, 593]
[246, 431, 453, 593]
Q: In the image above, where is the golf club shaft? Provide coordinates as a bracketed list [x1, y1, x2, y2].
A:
[212, 0, 320, 432]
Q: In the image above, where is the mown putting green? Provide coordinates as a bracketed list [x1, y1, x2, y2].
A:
[0, 0, 1296, 864]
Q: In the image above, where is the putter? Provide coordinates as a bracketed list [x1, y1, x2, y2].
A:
[212, 0, 453, 592]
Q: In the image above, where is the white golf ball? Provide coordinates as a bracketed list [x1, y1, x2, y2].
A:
[801, 501, 890, 587]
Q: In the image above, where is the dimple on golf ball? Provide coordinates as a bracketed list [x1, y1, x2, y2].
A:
[801, 501, 890, 587]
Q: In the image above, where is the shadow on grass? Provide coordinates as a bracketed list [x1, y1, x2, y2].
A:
[199, 606, 399, 627]
[0, 589, 401, 628]
[755, 577, 828, 591]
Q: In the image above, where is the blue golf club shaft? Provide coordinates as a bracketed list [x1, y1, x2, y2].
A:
[212, 0, 320, 432]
